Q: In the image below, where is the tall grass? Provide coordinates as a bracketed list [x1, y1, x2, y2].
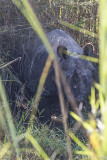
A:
[0, 77, 21, 158]
[0, 0, 107, 159]
[99, 0, 107, 157]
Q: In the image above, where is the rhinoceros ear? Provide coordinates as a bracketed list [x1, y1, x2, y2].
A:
[57, 45, 68, 59]
[83, 43, 95, 57]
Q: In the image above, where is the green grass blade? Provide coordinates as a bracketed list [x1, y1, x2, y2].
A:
[70, 112, 93, 133]
[69, 131, 94, 157]
[0, 142, 10, 159]
[25, 133, 50, 160]
[0, 77, 20, 158]
[67, 51, 99, 63]
[99, 1, 107, 96]
[60, 21, 98, 38]
[11, 1, 72, 158]
[99, 0, 107, 156]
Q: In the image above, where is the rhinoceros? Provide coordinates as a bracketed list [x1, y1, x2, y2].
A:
[13, 29, 97, 122]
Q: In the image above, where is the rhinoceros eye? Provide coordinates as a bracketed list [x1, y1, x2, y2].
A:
[57, 45, 68, 59]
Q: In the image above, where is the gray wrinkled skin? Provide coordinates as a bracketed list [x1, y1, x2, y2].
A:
[16, 29, 97, 122]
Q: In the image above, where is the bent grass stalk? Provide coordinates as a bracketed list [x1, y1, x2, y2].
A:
[0, 57, 21, 69]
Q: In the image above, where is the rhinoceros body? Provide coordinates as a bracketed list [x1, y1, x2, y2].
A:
[14, 29, 97, 122]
